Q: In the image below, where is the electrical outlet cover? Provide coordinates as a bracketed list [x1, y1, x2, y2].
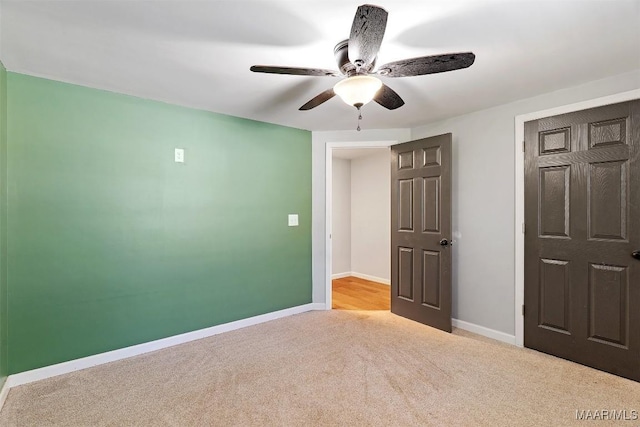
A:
[175, 148, 185, 163]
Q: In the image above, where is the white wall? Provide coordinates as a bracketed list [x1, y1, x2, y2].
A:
[411, 69, 640, 336]
[312, 128, 411, 305]
[350, 149, 390, 283]
[331, 157, 351, 276]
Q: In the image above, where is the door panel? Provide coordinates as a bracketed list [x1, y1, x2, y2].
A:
[524, 100, 640, 381]
[398, 247, 414, 300]
[398, 179, 414, 231]
[539, 166, 571, 238]
[588, 263, 628, 347]
[589, 118, 626, 148]
[588, 161, 627, 240]
[422, 250, 441, 308]
[538, 258, 571, 334]
[422, 177, 440, 233]
[391, 134, 452, 332]
[540, 127, 571, 154]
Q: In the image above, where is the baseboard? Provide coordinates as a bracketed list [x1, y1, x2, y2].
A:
[0, 378, 9, 412]
[452, 318, 516, 345]
[332, 271, 390, 285]
[4, 303, 322, 392]
[350, 272, 390, 285]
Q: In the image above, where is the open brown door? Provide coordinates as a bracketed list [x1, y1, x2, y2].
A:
[391, 134, 452, 332]
[524, 100, 640, 381]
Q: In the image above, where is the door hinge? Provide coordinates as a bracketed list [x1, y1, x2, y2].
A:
[522, 304, 525, 316]
[522, 140, 526, 152]
[522, 222, 526, 234]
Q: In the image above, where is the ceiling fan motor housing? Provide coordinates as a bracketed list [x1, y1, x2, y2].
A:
[334, 39, 375, 76]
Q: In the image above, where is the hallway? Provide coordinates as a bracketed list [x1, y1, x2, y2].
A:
[332, 276, 390, 310]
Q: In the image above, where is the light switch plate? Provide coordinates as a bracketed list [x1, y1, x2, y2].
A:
[288, 214, 299, 227]
[175, 148, 185, 163]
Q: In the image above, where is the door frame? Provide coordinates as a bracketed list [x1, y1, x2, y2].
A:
[324, 140, 396, 310]
[513, 88, 640, 347]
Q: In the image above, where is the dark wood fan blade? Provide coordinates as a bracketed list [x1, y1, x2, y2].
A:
[377, 52, 475, 78]
[250, 65, 339, 77]
[299, 88, 336, 110]
[348, 5, 388, 68]
[374, 84, 404, 110]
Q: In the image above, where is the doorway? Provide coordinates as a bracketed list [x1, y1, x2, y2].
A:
[514, 89, 640, 347]
[330, 145, 391, 311]
[326, 135, 454, 334]
[522, 99, 639, 381]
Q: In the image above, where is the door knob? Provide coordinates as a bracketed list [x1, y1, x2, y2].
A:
[440, 239, 449, 247]
[633, 251, 640, 260]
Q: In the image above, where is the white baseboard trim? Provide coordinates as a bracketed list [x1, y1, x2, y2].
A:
[351, 272, 390, 285]
[4, 303, 323, 392]
[332, 271, 390, 285]
[452, 318, 516, 345]
[0, 378, 9, 412]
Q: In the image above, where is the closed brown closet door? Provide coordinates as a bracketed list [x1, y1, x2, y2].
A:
[524, 100, 640, 381]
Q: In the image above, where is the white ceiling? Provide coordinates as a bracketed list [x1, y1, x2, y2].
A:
[2, 0, 639, 132]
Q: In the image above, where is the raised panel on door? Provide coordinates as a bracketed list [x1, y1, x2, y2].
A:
[524, 99, 640, 382]
[398, 247, 414, 301]
[539, 166, 570, 238]
[398, 150, 414, 170]
[538, 258, 571, 334]
[398, 179, 414, 231]
[391, 134, 452, 333]
[588, 264, 628, 348]
[539, 127, 571, 155]
[589, 118, 626, 149]
[422, 146, 441, 167]
[422, 177, 440, 233]
[588, 161, 627, 241]
[422, 250, 440, 308]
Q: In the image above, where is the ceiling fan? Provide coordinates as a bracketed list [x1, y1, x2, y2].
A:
[250, 4, 475, 128]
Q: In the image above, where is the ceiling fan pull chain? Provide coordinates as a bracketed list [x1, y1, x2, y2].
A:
[357, 107, 362, 131]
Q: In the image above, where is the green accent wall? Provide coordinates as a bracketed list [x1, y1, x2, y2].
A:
[0, 62, 8, 385]
[7, 73, 312, 374]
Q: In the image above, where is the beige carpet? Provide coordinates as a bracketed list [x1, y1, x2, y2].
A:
[1, 310, 638, 426]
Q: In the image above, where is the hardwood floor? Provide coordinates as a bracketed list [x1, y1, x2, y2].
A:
[332, 276, 390, 310]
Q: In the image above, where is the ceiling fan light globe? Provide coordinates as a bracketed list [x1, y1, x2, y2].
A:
[333, 75, 383, 108]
